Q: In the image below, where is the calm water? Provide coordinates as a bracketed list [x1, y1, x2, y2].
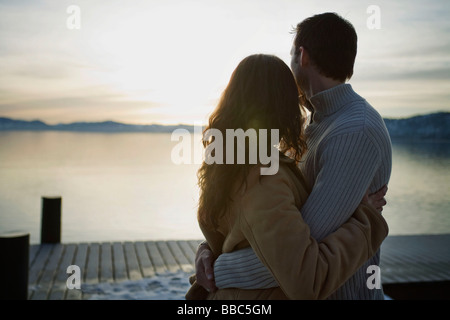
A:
[0, 131, 449, 244]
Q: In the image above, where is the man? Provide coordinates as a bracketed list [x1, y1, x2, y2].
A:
[195, 12, 392, 299]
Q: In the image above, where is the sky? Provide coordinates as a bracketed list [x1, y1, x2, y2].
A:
[0, 0, 449, 125]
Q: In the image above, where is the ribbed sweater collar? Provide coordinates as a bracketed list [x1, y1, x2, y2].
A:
[309, 83, 357, 122]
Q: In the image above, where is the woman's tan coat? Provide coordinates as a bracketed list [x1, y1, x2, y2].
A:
[186, 156, 389, 300]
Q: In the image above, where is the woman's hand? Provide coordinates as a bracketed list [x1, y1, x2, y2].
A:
[362, 185, 388, 213]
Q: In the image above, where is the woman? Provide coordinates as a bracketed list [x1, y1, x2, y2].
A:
[185, 54, 388, 300]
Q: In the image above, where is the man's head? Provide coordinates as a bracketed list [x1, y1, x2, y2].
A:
[290, 12, 358, 96]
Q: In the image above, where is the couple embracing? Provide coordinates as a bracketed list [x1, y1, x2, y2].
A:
[186, 12, 392, 300]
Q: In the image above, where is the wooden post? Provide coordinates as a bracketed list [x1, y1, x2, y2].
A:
[0, 232, 29, 300]
[41, 196, 62, 243]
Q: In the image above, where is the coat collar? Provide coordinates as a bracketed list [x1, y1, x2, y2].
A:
[309, 83, 358, 122]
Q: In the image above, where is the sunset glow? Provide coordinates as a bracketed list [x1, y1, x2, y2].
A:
[0, 0, 449, 125]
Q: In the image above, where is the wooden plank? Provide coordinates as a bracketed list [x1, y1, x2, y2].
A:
[100, 242, 113, 283]
[85, 243, 100, 284]
[167, 241, 194, 273]
[380, 234, 450, 284]
[112, 242, 127, 282]
[402, 235, 450, 269]
[29, 244, 40, 266]
[135, 241, 155, 278]
[31, 244, 64, 300]
[48, 244, 77, 300]
[188, 240, 202, 253]
[382, 253, 443, 283]
[28, 244, 52, 285]
[381, 252, 423, 283]
[124, 241, 142, 281]
[156, 241, 180, 273]
[66, 243, 88, 300]
[28, 244, 54, 299]
[73, 243, 88, 268]
[178, 240, 196, 267]
[145, 241, 168, 274]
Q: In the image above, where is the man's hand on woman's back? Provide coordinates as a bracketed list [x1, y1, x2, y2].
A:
[195, 243, 217, 293]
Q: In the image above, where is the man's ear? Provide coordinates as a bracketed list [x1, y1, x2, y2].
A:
[299, 46, 310, 67]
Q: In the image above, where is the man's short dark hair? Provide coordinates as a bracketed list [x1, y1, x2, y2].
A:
[293, 12, 357, 82]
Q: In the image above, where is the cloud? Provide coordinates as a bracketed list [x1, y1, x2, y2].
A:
[0, 0, 449, 123]
[0, 99, 166, 124]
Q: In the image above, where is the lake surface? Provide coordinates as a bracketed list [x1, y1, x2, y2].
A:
[0, 131, 449, 244]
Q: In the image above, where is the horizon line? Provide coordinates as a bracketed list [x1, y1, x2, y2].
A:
[1, 110, 449, 127]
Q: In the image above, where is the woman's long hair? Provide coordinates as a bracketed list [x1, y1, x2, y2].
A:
[197, 54, 307, 229]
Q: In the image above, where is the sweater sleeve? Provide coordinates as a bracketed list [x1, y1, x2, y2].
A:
[301, 131, 381, 241]
[238, 168, 388, 299]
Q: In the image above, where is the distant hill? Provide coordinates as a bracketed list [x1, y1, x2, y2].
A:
[383, 112, 450, 140]
[0, 112, 449, 140]
[0, 118, 194, 133]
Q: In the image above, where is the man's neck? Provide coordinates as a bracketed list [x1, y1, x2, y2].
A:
[306, 75, 343, 99]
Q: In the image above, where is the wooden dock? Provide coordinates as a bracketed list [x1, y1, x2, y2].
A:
[27, 240, 201, 300]
[26, 235, 450, 300]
